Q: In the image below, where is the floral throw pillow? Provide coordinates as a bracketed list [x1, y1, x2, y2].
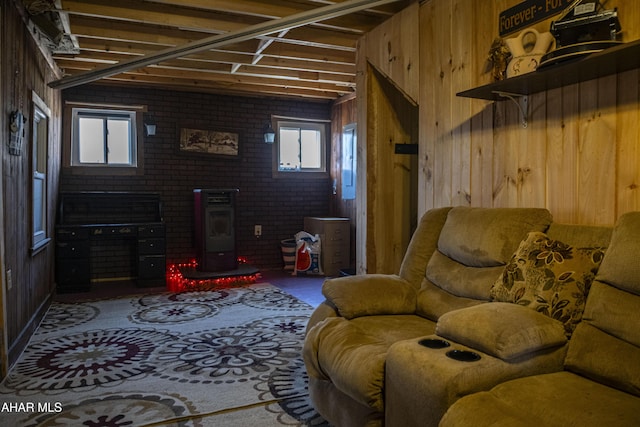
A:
[490, 231, 605, 336]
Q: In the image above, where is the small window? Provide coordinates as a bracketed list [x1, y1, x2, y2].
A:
[63, 103, 145, 175]
[341, 123, 357, 200]
[274, 119, 328, 177]
[72, 108, 137, 166]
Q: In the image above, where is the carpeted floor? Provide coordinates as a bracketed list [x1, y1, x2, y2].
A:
[0, 282, 329, 426]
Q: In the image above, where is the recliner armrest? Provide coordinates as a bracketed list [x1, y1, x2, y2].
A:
[436, 302, 567, 361]
[322, 274, 417, 319]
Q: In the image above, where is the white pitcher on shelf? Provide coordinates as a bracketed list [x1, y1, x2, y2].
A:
[505, 28, 555, 78]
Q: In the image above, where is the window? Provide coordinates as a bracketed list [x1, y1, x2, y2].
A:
[32, 92, 51, 251]
[341, 123, 357, 200]
[72, 108, 136, 166]
[274, 119, 328, 177]
[64, 103, 145, 175]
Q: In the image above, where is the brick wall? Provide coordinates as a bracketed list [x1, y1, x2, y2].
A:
[60, 85, 333, 271]
[90, 240, 136, 280]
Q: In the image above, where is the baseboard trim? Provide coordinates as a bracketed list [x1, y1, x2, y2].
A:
[7, 291, 53, 370]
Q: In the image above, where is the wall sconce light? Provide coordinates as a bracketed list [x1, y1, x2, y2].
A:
[144, 115, 157, 136]
[145, 123, 157, 136]
[263, 121, 275, 144]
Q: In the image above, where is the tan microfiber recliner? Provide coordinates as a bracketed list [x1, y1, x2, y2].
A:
[439, 211, 640, 427]
[304, 207, 557, 426]
[384, 220, 613, 427]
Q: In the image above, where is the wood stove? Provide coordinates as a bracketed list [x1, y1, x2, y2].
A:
[193, 188, 238, 272]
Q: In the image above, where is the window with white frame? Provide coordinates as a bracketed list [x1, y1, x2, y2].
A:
[71, 108, 137, 166]
[275, 119, 328, 176]
[32, 92, 51, 251]
[64, 103, 145, 174]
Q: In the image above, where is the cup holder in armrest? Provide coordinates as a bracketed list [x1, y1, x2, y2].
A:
[418, 338, 451, 349]
[446, 349, 481, 362]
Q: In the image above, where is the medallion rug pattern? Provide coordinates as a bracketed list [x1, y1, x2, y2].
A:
[0, 283, 328, 426]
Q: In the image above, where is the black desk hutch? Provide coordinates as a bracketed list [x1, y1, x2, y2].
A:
[55, 192, 166, 292]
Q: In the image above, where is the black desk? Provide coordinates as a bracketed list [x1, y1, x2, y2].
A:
[55, 192, 165, 292]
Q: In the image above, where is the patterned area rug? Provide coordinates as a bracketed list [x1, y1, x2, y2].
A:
[0, 283, 329, 426]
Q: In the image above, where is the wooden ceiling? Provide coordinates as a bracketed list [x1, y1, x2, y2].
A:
[23, 0, 413, 101]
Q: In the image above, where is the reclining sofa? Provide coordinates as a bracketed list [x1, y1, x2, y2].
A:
[303, 206, 622, 426]
[440, 211, 640, 427]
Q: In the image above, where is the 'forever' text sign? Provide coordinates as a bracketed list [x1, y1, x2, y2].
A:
[499, 0, 575, 36]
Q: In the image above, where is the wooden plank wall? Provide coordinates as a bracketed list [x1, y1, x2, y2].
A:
[356, 2, 420, 273]
[418, 0, 640, 224]
[358, 0, 639, 273]
[1, 0, 62, 373]
[330, 94, 358, 265]
[357, 0, 640, 273]
[367, 65, 419, 273]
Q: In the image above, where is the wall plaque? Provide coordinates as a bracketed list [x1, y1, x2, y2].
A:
[499, 0, 576, 37]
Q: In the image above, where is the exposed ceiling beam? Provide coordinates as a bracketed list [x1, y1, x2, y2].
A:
[54, 57, 355, 87]
[231, 29, 289, 73]
[55, 0, 80, 51]
[49, 0, 402, 90]
[62, 0, 376, 35]
[64, 39, 356, 75]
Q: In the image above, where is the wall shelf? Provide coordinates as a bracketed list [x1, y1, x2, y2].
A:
[457, 39, 640, 101]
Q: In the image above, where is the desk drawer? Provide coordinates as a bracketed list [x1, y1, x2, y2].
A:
[138, 238, 165, 255]
[57, 227, 89, 241]
[56, 259, 90, 285]
[56, 240, 90, 258]
[138, 255, 165, 278]
[138, 224, 165, 238]
[92, 226, 136, 237]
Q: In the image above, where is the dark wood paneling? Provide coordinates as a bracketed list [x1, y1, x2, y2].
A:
[2, 0, 62, 371]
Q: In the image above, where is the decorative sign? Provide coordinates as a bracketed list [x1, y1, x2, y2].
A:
[179, 127, 239, 157]
[499, 0, 576, 37]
